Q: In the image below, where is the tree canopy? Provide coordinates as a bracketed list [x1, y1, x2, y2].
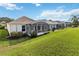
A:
[71, 16, 79, 27]
[0, 17, 14, 22]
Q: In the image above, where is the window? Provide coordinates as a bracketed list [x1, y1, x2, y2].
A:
[38, 25, 41, 30]
[22, 25, 25, 31]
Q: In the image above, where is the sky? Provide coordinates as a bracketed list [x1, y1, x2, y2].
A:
[0, 3, 79, 21]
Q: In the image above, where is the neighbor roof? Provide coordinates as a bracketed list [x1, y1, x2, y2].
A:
[37, 20, 63, 24]
[0, 21, 6, 24]
[7, 16, 35, 25]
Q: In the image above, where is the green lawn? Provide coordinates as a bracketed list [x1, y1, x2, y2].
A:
[0, 28, 79, 56]
[0, 29, 30, 46]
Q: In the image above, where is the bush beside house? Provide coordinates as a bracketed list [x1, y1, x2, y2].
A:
[8, 32, 23, 39]
[7, 32, 30, 39]
[30, 31, 37, 38]
[9, 31, 37, 39]
[0, 25, 5, 29]
[0, 29, 9, 38]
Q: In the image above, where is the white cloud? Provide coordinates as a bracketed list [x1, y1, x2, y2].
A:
[37, 6, 79, 21]
[0, 3, 23, 10]
[33, 3, 41, 7]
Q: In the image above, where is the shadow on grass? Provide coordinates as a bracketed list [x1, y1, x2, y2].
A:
[8, 37, 31, 46]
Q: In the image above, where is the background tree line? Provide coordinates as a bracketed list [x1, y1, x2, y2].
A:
[0, 17, 14, 22]
[0, 17, 14, 29]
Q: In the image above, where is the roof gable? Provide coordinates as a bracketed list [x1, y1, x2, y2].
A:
[8, 16, 34, 24]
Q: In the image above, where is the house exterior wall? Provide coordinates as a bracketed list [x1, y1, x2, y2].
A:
[7, 24, 32, 36]
[7, 24, 22, 34]
[7, 24, 11, 34]
[17, 25, 22, 32]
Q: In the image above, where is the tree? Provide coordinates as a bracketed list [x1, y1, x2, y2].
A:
[0, 17, 14, 29]
[0, 17, 14, 22]
[71, 16, 79, 27]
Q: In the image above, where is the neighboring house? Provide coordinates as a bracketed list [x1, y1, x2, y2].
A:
[0, 21, 13, 29]
[7, 16, 49, 36]
[65, 22, 71, 27]
[38, 20, 67, 30]
[0, 21, 6, 26]
[54, 21, 66, 29]
[0, 21, 8, 29]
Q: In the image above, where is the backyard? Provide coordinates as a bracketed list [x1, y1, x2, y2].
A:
[0, 28, 79, 55]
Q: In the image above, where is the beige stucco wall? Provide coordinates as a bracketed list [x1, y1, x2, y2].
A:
[7, 24, 22, 34]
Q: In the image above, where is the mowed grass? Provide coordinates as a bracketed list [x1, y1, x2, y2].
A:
[0, 29, 29, 47]
[0, 28, 79, 56]
[0, 29, 9, 46]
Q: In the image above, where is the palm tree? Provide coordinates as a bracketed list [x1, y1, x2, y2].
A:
[71, 16, 79, 27]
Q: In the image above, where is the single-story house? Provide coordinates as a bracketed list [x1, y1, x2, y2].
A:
[7, 16, 49, 36]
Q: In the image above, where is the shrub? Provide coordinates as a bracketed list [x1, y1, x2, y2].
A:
[72, 24, 78, 27]
[22, 33, 29, 37]
[0, 25, 5, 29]
[30, 31, 37, 38]
[17, 32, 23, 37]
[0, 29, 9, 39]
[8, 32, 30, 39]
[10, 32, 23, 39]
[10, 32, 18, 39]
